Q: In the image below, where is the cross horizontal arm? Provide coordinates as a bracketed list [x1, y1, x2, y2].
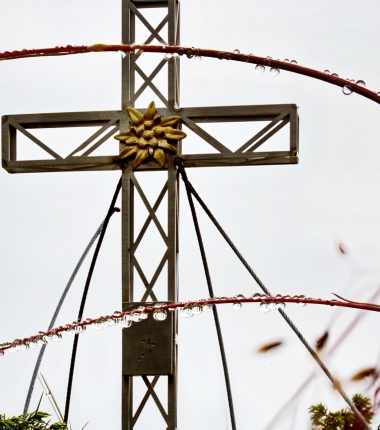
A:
[2, 104, 298, 173]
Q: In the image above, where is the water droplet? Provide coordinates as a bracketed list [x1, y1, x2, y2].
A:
[255, 64, 265, 74]
[269, 67, 280, 77]
[252, 293, 262, 299]
[276, 294, 283, 298]
[153, 310, 167, 321]
[94, 321, 103, 330]
[350, 79, 355, 83]
[217, 52, 225, 60]
[242, 55, 250, 62]
[101, 319, 109, 328]
[277, 302, 285, 310]
[119, 315, 132, 328]
[186, 51, 194, 59]
[43, 335, 52, 343]
[342, 85, 353, 95]
[138, 306, 148, 319]
[269, 301, 278, 310]
[165, 53, 173, 60]
[324, 70, 331, 74]
[290, 60, 297, 64]
[20, 343, 29, 351]
[194, 55, 202, 62]
[377, 91, 380, 96]
[260, 302, 270, 313]
[68, 324, 77, 335]
[0, 350, 4, 357]
[107, 318, 117, 327]
[297, 295, 306, 307]
[329, 299, 338, 307]
[75, 325, 86, 334]
[192, 304, 203, 315]
[9, 346, 17, 353]
[132, 313, 142, 322]
[181, 306, 194, 318]
[29, 341, 37, 349]
[356, 79, 366, 87]
[51, 333, 62, 342]
[225, 53, 231, 60]
[233, 49, 240, 54]
[203, 304, 212, 312]
[37, 338, 47, 347]
[233, 302, 242, 310]
[284, 59, 290, 63]
[263, 56, 271, 65]
[177, 48, 184, 56]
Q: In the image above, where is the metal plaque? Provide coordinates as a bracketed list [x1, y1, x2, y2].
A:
[122, 302, 174, 376]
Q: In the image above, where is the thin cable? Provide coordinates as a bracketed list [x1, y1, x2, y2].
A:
[23, 220, 105, 414]
[175, 160, 371, 430]
[176, 162, 237, 430]
[64, 178, 121, 423]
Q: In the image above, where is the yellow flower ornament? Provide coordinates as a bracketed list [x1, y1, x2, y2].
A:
[114, 102, 187, 169]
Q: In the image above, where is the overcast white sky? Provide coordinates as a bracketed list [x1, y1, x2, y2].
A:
[0, 0, 380, 429]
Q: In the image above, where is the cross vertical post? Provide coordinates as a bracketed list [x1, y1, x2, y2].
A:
[121, 1, 180, 428]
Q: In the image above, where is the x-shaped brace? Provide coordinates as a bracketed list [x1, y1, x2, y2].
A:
[132, 376, 169, 427]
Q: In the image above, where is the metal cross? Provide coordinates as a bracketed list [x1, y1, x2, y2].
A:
[1, 0, 299, 428]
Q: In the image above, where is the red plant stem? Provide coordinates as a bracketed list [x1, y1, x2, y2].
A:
[1, 295, 380, 355]
[0, 44, 378, 105]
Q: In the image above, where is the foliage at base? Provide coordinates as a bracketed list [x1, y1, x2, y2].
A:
[309, 394, 374, 429]
[0, 411, 67, 430]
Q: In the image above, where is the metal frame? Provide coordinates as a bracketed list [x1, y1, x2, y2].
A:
[1, 0, 299, 428]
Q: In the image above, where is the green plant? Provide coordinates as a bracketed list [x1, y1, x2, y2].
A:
[309, 394, 374, 429]
[0, 411, 67, 430]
